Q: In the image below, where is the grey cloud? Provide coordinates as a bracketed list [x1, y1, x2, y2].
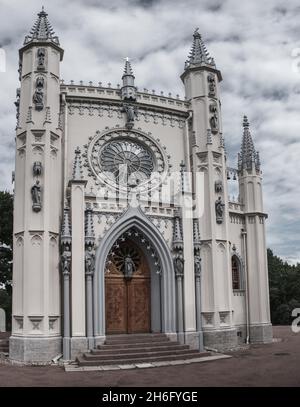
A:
[0, 0, 299, 262]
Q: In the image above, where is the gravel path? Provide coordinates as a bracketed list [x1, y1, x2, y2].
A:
[0, 326, 299, 387]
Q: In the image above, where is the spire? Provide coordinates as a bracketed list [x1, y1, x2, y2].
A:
[24, 7, 60, 46]
[185, 28, 215, 70]
[121, 57, 136, 101]
[193, 219, 201, 247]
[85, 203, 95, 247]
[61, 207, 72, 247]
[123, 58, 134, 76]
[72, 147, 83, 180]
[173, 209, 183, 250]
[238, 116, 260, 172]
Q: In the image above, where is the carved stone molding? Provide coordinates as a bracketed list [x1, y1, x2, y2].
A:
[219, 311, 230, 325]
[14, 315, 23, 330]
[28, 315, 43, 331]
[229, 213, 245, 224]
[67, 102, 185, 128]
[202, 312, 214, 326]
[49, 316, 59, 331]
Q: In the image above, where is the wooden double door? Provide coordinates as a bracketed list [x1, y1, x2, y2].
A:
[105, 242, 151, 334]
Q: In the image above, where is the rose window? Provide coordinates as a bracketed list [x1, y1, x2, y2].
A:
[84, 129, 170, 192]
[100, 140, 154, 185]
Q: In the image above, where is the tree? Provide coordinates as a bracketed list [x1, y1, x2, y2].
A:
[268, 249, 300, 325]
[0, 191, 13, 329]
[0, 191, 13, 248]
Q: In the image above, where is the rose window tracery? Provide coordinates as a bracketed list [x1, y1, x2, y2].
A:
[100, 140, 154, 186]
[83, 129, 170, 192]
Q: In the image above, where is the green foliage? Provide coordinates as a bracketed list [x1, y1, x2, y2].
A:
[268, 249, 300, 325]
[0, 191, 13, 247]
[0, 289, 11, 330]
[0, 191, 13, 329]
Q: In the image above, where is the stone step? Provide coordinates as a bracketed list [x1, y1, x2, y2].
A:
[77, 351, 210, 366]
[0, 344, 9, 352]
[85, 348, 197, 361]
[92, 344, 190, 355]
[106, 333, 167, 340]
[105, 335, 170, 345]
[97, 340, 181, 350]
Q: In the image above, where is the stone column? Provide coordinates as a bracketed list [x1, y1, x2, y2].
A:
[70, 182, 86, 338]
[176, 273, 184, 334]
[195, 266, 204, 351]
[62, 264, 71, 360]
[84, 204, 96, 350]
[61, 208, 72, 361]
[69, 147, 87, 357]
[174, 250, 184, 339]
[85, 272, 94, 349]
[173, 208, 185, 341]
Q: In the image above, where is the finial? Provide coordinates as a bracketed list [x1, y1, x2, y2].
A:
[85, 203, 95, 246]
[38, 6, 47, 17]
[61, 207, 72, 247]
[173, 210, 183, 250]
[243, 115, 249, 129]
[72, 147, 83, 180]
[121, 57, 136, 101]
[193, 27, 200, 37]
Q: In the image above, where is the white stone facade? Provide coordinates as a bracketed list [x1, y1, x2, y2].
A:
[10, 11, 272, 363]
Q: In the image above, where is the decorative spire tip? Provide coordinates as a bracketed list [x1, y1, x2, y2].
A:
[243, 115, 249, 128]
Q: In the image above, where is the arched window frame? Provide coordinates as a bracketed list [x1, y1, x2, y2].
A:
[231, 251, 245, 291]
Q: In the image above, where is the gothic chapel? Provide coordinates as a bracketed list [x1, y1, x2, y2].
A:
[10, 9, 272, 363]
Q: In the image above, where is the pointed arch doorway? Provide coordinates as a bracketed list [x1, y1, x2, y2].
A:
[93, 206, 177, 339]
[105, 240, 151, 334]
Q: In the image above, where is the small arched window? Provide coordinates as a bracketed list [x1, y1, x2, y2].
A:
[232, 255, 242, 290]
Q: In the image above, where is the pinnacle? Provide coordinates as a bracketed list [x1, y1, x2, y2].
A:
[238, 115, 260, 172]
[24, 8, 60, 46]
[185, 28, 215, 69]
[123, 58, 134, 76]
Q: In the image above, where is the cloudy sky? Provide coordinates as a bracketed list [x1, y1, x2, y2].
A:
[0, 0, 299, 263]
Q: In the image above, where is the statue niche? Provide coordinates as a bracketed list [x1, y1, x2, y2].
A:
[174, 250, 184, 278]
[209, 103, 219, 134]
[61, 248, 71, 276]
[215, 179, 223, 193]
[31, 180, 42, 212]
[33, 76, 44, 111]
[85, 246, 96, 276]
[215, 196, 225, 224]
[121, 103, 138, 129]
[207, 74, 216, 97]
[33, 161, 42, 177]
[37, 48, 46, 70]
[194, 253, 202, 277]
[123, 255, 135, 280]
